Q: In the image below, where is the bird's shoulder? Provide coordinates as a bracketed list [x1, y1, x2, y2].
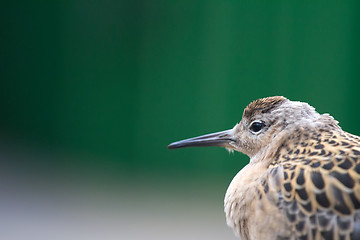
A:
[257, 128, 360, 239]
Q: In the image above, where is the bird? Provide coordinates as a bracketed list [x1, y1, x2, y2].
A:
[168, 96, 360, 240]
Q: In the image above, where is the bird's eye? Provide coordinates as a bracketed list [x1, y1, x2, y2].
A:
[250, 121, 265, 133]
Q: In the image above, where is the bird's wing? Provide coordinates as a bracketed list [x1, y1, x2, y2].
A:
[258, 130, 360, 240]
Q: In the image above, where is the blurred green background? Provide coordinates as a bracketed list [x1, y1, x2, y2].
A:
[1, 1, 360, 239]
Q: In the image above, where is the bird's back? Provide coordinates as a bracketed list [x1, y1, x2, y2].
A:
[256, 125, 360, 240]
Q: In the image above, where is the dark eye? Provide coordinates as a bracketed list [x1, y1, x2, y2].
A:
[250, 121, 265, 133]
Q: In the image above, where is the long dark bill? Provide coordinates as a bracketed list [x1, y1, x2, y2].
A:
[168, 129, 234, 149]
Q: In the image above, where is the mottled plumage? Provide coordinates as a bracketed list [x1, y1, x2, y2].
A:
[168, 96, 360, 240]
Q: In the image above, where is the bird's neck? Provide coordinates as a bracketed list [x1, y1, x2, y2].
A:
[250, 117, 342, 165]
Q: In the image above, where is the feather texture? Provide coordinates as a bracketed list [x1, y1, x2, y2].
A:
[259, 127, 360, 239]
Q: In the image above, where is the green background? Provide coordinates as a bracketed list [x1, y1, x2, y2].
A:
[1, 1, 360, 239]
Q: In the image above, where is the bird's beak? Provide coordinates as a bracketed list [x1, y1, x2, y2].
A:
[168, 129, 235, 149]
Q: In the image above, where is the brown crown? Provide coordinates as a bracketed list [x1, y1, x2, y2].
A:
[243, 96, 287, 119]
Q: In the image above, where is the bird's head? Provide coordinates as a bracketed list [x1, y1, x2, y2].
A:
[168, 96, 329, 159]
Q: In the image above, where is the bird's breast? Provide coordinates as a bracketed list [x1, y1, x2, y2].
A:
[224, 163, 266, 239]
[224, 161, 291, 240]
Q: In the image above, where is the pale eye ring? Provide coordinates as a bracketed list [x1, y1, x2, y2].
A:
[249, 121, 265, 133]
